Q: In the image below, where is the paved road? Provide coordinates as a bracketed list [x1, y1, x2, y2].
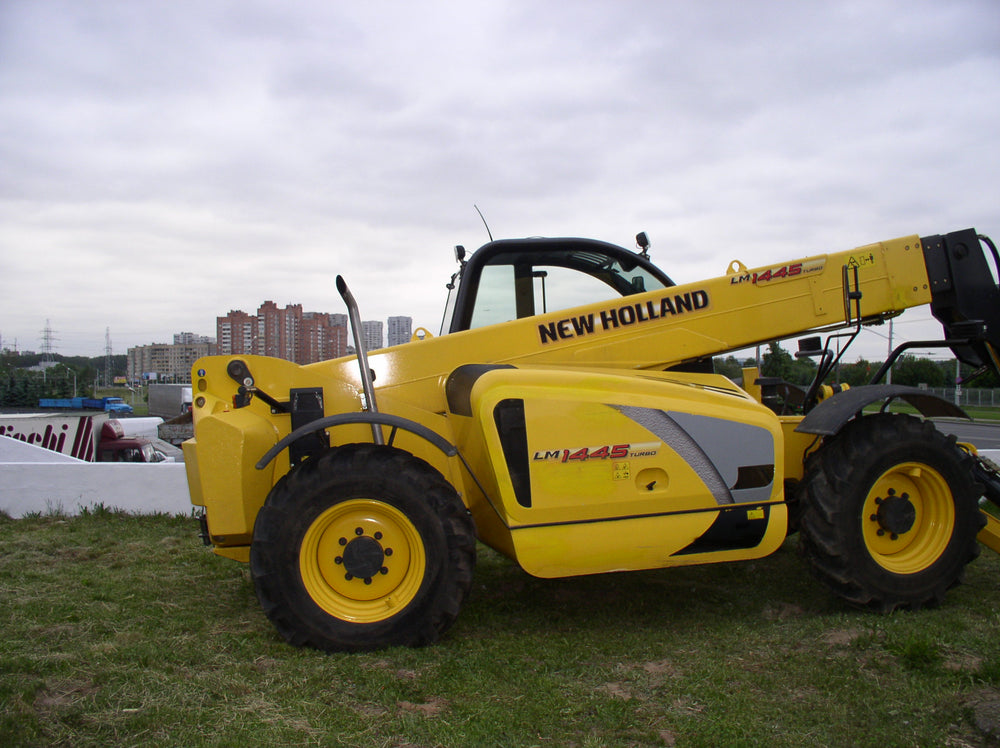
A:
[934, 420, 1000, 450]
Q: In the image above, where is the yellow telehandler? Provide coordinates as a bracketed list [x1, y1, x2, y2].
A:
[185, 227, 1000, 651]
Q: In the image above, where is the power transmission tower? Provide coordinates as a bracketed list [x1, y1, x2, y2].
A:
[104, 328, 113, 388]
[40, 319, 58, 362]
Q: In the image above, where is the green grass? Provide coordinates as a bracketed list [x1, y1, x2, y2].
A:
[2, 509, 1000, 747]
[863, 402, 1000, 422]
[962, 405, 1000, 422]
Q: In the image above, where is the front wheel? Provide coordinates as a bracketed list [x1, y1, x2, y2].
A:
[797, 414, 984, 612]
[250, 444, 476, 651]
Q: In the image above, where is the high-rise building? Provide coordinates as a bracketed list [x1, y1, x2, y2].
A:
[361, 320, 383, 352]
[301, 313, 349, 363]
[328, 313, 348, 359]
[256, 301, 302, 361]
[174, 332, 214, 345]
[217, 305, 400, 362]
[282, 303, 302, 362]
[127, 339, 216, 383]
[217, 310, 255, 355]
[387, 316, 413, 347]
[256, 301, 281, 358]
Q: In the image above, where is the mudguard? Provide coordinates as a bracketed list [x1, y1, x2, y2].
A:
[795, 384, 969, 437]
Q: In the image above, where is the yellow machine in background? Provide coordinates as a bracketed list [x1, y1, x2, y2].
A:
[185, 227, 1000, 651]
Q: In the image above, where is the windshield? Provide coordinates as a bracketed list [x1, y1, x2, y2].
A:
[446, 239, 674, 333]
[143, 444, 165, 462]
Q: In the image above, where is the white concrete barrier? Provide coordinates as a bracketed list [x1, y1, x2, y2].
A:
[0, 434, 80, 463]
[0, 436, 193, 517]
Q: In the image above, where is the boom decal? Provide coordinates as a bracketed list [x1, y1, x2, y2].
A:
[728, 258, 826, 286]
[538, 289, 710, 344]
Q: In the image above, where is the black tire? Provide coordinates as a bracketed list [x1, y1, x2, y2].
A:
[250, 444, 476, 651]
[797, 413, 984, 612]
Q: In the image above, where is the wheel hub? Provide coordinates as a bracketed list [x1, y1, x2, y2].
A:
[335, 528, 392, 584]
[872, 488, 916, 539]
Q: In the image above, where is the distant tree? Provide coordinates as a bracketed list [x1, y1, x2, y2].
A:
[892, 355, 948, 387]
[834, 358, 873, 387]
[760, 342, 793, 380]
[787, 355, 818, 387]
[713, 355, 743, 382]
[758, 342, 817, 386]
[0, 361, 83, 406]
[5, 370, 36, 406]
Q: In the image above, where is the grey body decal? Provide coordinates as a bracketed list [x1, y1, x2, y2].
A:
[613, 405, 774, 505]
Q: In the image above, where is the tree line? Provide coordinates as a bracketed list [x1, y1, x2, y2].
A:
[0, 352, 128, 407]
[714, 342, 999, 389]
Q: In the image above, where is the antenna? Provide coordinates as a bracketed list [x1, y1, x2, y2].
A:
[474, 204, 493, 242]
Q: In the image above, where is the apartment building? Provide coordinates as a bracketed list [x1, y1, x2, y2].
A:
[126, 339, 216, 383]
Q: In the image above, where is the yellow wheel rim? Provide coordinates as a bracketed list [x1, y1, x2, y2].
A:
[299, 499, 426, 623]
[862, 462, 954, 574]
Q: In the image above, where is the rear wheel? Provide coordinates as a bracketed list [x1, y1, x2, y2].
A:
[798, 414, 984, 612]
[250, 444, 476, 651]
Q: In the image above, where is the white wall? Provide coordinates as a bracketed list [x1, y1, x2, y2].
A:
[0, 436, 192, 517]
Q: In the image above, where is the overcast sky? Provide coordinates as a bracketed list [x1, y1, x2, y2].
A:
[1, 1, 998, 362]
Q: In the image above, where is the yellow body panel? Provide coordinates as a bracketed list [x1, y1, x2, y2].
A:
[187, 233, 942, 575]
[192, 406, 279, 546]
[461, 367, 786, 576]
[213, 546, 251, 563]
[513, 507, 789, 578]
[979, 511, 1000, 555]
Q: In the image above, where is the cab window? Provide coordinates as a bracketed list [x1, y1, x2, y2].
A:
[455, 241, 673, 332]
[470, 264, 638, 329]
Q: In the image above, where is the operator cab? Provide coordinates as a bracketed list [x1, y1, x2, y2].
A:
[444, 236, 675, 334]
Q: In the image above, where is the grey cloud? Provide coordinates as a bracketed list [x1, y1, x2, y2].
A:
[1, 0, 997, 357]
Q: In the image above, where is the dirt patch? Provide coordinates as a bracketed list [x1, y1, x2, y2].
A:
[820, 628, 861, 647]
[597, 681, 632, 700]
[762, 602, 804, 621]
[33, 678, 99, 713]
[352, 702, 389, 719]
[943, 652, 983, 673]
[642, 659, 682, 678]
[669, 696, 707, 718]
[659, 728, 678, 746]
[397, 698, 448, 717]
[252, 656, 282, 673]
[362, 658, 422, 682]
